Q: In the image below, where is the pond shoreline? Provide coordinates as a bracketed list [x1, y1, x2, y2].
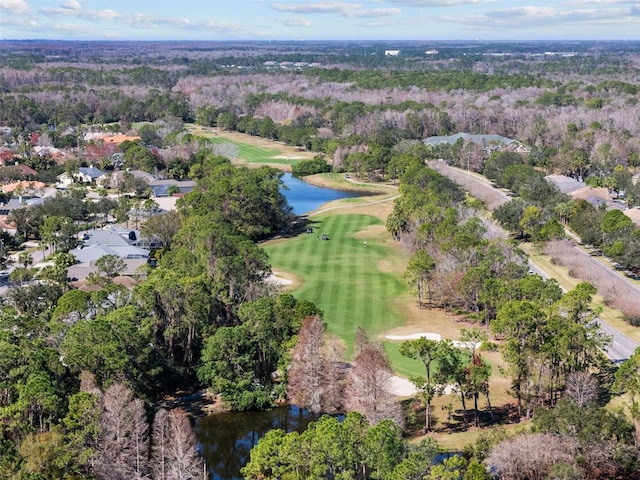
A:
[296, 172, 397, 197]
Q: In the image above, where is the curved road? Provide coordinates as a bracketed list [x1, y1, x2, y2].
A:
[431, 161, 640, 363]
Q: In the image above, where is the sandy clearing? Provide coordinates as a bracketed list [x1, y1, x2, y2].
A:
[386, 332, 442, 341]
[384, 332, 482, 398]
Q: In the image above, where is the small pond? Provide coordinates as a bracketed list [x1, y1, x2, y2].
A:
[196, 406, 322, 480]
[280, 172, 362, 215]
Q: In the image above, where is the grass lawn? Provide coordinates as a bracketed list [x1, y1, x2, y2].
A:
[185, 124, 316, 168]
[206, 136, 288, 165]
[264, 213, 409, 359]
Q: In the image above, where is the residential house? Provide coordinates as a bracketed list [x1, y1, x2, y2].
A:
[624, 208, 640, 227]
[1, 181, 47, 196]
[0, 147, 16, 165]
[0, 196, 46, 235]
[58, 165, 108, 186]
[423, 132, 531, 157]
[68, 225, 150, 280]
[33, 145, 67, 163]
[544, 174, 586, 194]
[109, 170, 195, 197]
[109, 169, 156, 190]
[148, 179, 196, 197]
[424, 132, 514, 149]
[10, 164, 38, 178]
[570, 186, 616, 208]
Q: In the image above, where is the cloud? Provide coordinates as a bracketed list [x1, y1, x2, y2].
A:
[0, 17, 38, 30]
[384, 0, 494, 6]
[51, 22, 99, 35]
[486, 5, 556, 19]
[37, 2, 248, 35]
[484, 5, 624, 24]
[0, 0, 31, 15]
[270, 2, 399, 17]
[278, 16, 313, 26]
[433, 3, 639, 33]
[62, 0, 81, 10]
[565, 0, 636, 4]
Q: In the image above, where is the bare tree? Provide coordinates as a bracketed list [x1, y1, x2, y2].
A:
[287, 315, 345, 413]
[486, 433, 578, 480]
[151, 408, 204, 480]
[151, 409, 170, 480]
[320, 335, 347, 415]
[345, 338, 404, 427]
[565, 371, 598, 408]
[96, 383, 150, 480]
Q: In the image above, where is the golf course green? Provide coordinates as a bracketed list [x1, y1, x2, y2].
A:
[207, 136, 290, 164]
[264, 214, 411, 355]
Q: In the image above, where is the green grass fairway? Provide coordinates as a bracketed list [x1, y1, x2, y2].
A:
[206, 137, 291, 165]
[264, 213, 408, 355]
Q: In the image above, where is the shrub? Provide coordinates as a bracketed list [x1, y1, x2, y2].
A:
[291, 156, 331, 177]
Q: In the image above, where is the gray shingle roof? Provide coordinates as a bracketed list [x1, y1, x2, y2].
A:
[71, 243, 149, 263]
[81, 226, 142, 247]
[78, 166, 106, 179]
[544, 174, 586, 194]
[150, 181, 195, 197]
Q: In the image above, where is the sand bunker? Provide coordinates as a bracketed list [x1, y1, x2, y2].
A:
[384, 332, 482, 396]
[385, 332, 481, 349]
[386, 376, 457, 397]
[386, 332, 442, 341]
[266, 273, 293, 286]
[387, 376, 417, 396]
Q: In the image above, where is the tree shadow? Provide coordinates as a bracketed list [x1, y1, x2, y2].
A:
[436, 404, 520, 433]
[274, 216, 322, 239]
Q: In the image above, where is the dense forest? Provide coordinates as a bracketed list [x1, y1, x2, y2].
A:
[1, 40, 640, 479]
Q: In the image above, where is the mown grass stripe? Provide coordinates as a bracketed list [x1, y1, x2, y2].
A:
[264, 213, 419, 371]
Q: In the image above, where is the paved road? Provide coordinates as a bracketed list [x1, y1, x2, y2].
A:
[528, 259, 640, 362]
[0, 242, 52, 296]
[598, 320, 639, 364]
[430, 162, 640, 362]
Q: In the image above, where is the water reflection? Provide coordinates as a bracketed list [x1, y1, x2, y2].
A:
[196, 406, 322, 480]
[280, 173, 362, 215]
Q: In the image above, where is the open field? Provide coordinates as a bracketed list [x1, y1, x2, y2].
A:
[185, 124, 316, 169]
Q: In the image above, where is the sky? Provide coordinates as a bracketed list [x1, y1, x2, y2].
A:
[1, 0, 639, 41]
